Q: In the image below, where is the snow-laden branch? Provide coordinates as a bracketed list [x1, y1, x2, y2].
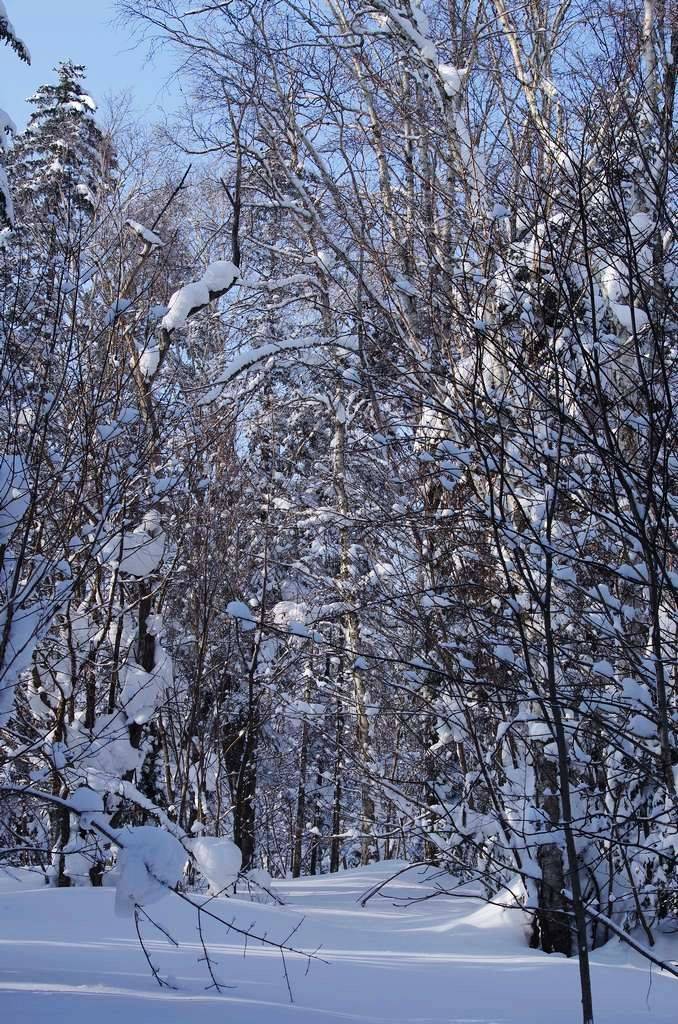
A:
[161, 260, 239, 332]
[0, 1, 30, 64]
[125, 219, 164, 249]
[197, 334, 359, 404]
[365, 0, 467, 103]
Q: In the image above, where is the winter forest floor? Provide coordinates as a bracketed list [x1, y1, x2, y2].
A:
[1, 863, 675, 1024]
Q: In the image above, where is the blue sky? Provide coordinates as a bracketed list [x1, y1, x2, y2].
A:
[2, 0, 181, 128]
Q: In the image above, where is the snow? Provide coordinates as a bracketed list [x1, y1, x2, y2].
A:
[98, 421, 124, 441]
[97, 512, 166, 578]
[163, 283, 210, 330]
[0, 165, 13, 224]
[199, 334, 359, 404]
[438, 64, 467, 98]
[244, 868, 278, 903]
[494, 644, 515, 664]
[188, 836, 242, 894]
[111, 826, 187, 917]
[74, 711, 144, 785]
[628, 713, 656, 738]
[245, 868, 274, 891]
[119, 644, 172, 725]
[200, 260, 239, 292]
[104, 527, 165, 576]
[616, 562, 648, 583]
[135, 343, 160, 378]
[125, 219, 164, 247]
[105, 298, 132, 325]
[609, 301, 649, 332]
[69, 787, 105, 815]
[226, 600, 256, 631]
[162, 261, 239, 332]
[0, 1, 30, 63]
[0, 863, 675, 1022]
[271, 600, 310, 637]
[0, 106, 16, 148]
[76, 181, 96, 205]
[0, 597, 48, 727]
[392, 274, 418, 297]
[309, 250, 335, 272]
[386, 3, 437, 64]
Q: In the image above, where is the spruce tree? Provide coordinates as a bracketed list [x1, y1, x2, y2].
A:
[9, 59, 108, 224]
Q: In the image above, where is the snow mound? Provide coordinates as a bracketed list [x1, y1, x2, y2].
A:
[245, 867, 278, 902]
[246, 867, 272, 888]
[438, 64, 467, 98]
[135, 343, 160, 378]
[189, 836, 242, 894]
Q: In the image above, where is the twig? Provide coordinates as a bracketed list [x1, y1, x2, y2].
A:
[359, 860, 433, 907]
[134, 906, 177, 989]
[196, 900, 234, 992]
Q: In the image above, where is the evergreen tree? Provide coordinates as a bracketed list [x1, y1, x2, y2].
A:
[10, 59, 108, 221]
[0, 0, 30, 226]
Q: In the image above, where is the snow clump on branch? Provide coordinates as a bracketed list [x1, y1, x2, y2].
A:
[161, 260, 239, 332]
[111, 825, 187, 917]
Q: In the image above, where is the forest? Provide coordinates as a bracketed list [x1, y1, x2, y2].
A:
[0, 1, 676, 1022]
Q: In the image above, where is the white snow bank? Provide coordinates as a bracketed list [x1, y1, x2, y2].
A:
[271, 600, 311, 637]
[244, 867, 277, 902]
[74, 711, 144, 785]
[69, 787, 105, 815]
[198, 333, 358, 405]
[105, 298, 132, 325]
[609, 301, 649, 332]
[246, 867, 273, 889]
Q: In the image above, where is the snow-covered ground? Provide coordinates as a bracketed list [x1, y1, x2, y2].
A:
[0, 863, 675, 1023]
